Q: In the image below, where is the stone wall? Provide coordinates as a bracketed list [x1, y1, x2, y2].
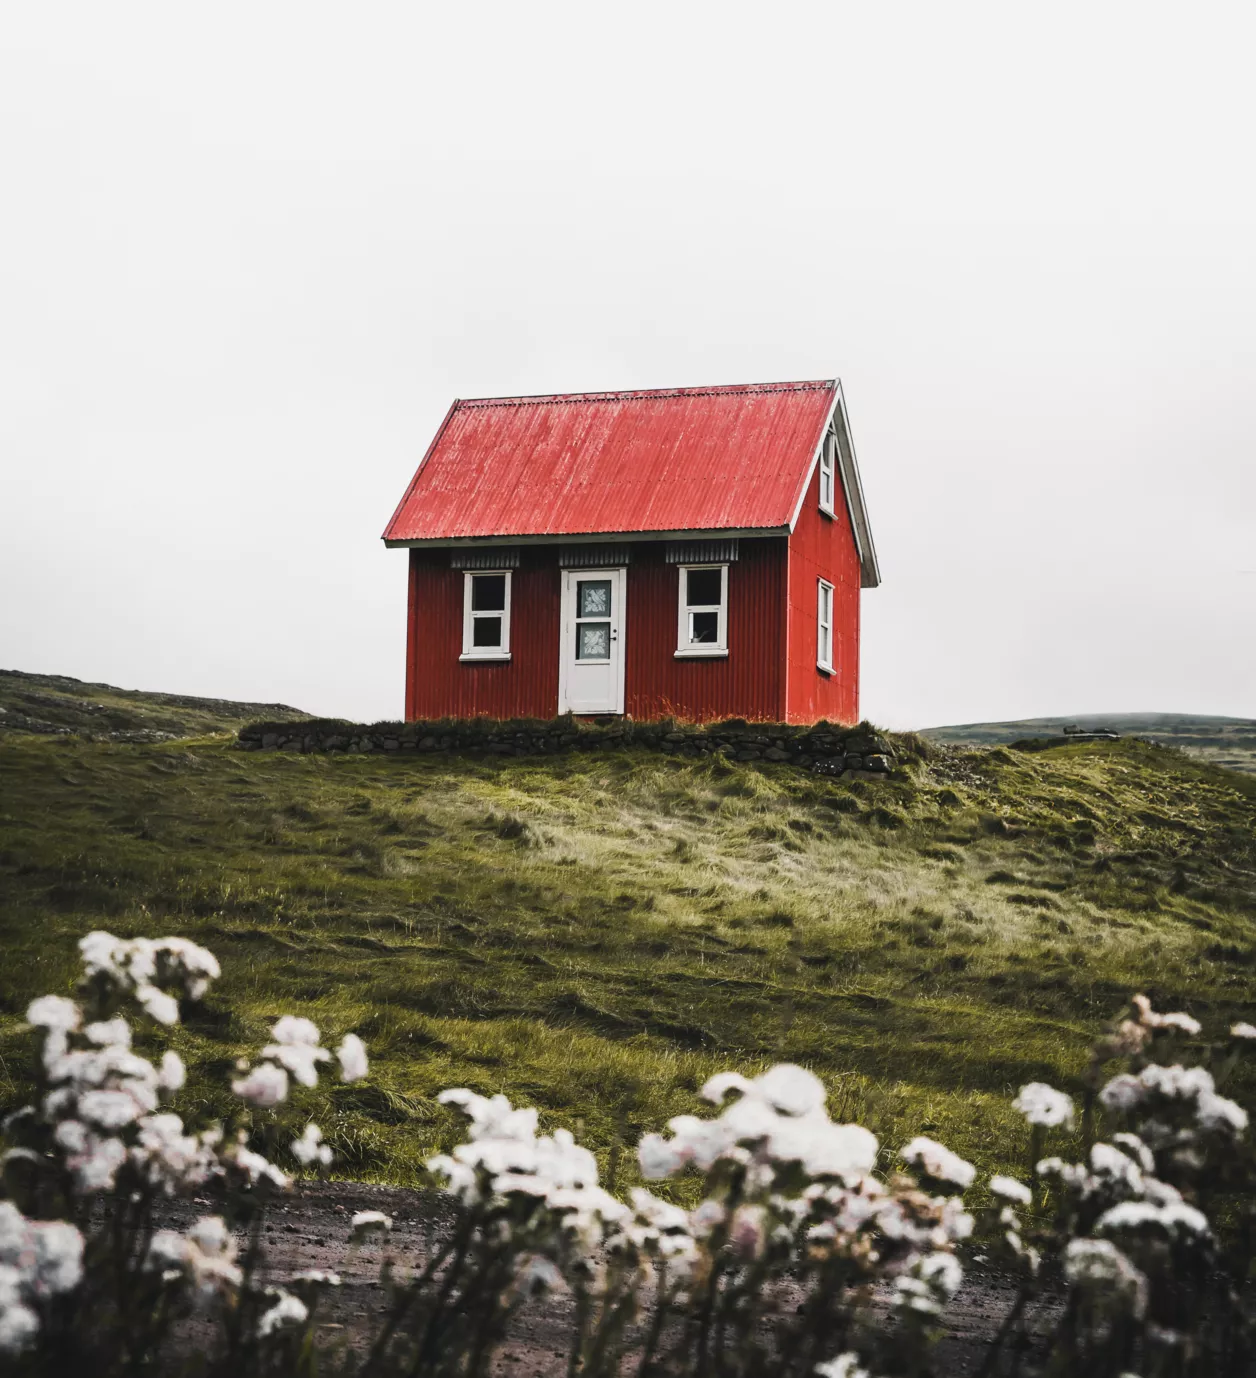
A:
[236, 717, 898, 777]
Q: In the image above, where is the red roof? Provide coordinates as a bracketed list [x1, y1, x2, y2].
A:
[382, 380, 839, 544]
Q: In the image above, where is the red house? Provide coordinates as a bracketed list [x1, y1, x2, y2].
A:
[382, 379, 879, 725]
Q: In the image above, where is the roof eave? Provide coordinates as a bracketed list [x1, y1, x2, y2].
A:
[383, 524, 792, 550]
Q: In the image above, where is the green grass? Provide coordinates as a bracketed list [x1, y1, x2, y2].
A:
[3, 708, 1256, 1195]
[924, 711, 1256, 777]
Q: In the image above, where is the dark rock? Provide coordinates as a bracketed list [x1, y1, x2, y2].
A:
[865, 754, 891, 773]
[736, 750, 761, 762]
[764, 747, 790, 762]
[262, 733, 279, 748]
[846, 755, 864, 771]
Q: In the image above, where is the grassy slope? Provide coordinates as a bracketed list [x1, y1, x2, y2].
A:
[924, 712, 1256, 777]
[2, 704, 1256, 1194]
[0, 668, 309, 740]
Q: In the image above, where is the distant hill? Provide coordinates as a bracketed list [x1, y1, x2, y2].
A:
[0, 668, 309, 742]
[923, 712, 1256, 776]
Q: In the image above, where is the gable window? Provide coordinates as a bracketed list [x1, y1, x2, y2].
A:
[460, 571, 512, 661]
[817, 579, 834, 672]
[818, 431, 837, 517]
[675, 564, 729, 658]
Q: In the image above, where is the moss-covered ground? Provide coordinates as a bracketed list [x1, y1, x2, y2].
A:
[2, 709, 1255, 1194]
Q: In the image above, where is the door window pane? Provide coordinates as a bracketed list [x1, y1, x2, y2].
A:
[577, 623, 610, 660]
[471, 574, 506, 612]
[577, 580, 611, 617]
[472, 616, 503, 648]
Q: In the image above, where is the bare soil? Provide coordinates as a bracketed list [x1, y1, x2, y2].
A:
[138, 1182, 1062, 1375]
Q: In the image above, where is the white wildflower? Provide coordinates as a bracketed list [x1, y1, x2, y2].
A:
[292, 1123, 333, 1169]
[84, 1018, 131, 1048]
[26, 996, 81, 1032]
[1133, 996, 1200, 1036]
[232, 1063, 289, 1107]
[1099, 1074, 1144, 1113]
[291, 1269, 341, 1287]
[350, 1210, 392, 1241]
[145, 1229, 190, 1278]
[0, 1268, 38, 1354]
[155, 938, 221, 999]
[900, 1136, 976, 1189]
[158, 1050, 186, 1093]
[1231, 1022, 1256, 1040]
[28, 1221, 83, 1296]
[185, 1216, 243, 1293]
[1196, 1090, 1248, 1135]
[77, 1088, 146, 1130]
[262, 1042, 329, 1089]
[257, 1288, 308, 1338]
[1112, 1133, 1156, 1172]
[1096, 1199, 1210, 1239]
[271, 1016, 321, 1047]
[1065, 1238, 1148, 1317]
[336, 1033, 369, 1083]
[131, 1114, 218, 1193]
[638, 1132, 687, 1179]
[990, 1175, 1032, 1205]
[0, 1204, 26, 1265]
[222, 1139, 290, 1190]
[136, 985, 180, 1026]
[895, 1251, 963, 1318]
[517, 1256, 563, 1293]
[63, 1130, 128, 1192]
[815, 1354, 870, 1378]
[1012, 1082, 1074, 1128]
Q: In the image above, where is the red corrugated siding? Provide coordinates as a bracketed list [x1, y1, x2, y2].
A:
[407, 549, 560, 720]
[406, 542, 788, 722]
[784, 463, 861, 724]
[384, 381, 836, 543]
[624, 541, 786, 722]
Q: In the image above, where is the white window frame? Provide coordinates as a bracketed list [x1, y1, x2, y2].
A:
[675, 563, 729, 658]
[817, 578, 834, 673]
[460, 570, 512, 662]
[818, 430, 837, 517]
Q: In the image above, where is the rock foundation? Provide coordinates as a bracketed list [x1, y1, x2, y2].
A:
[236, 718, 897, 777]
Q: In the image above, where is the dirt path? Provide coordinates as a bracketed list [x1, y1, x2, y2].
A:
[142, 1181, 1060, 1375]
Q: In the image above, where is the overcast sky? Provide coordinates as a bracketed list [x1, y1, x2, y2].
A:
[2, 3, 1253, 728]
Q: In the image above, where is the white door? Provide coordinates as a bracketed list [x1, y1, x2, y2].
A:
[558, 568, 626, 714]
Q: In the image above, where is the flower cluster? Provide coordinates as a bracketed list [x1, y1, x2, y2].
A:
[77, 931, 220, 1025]
[2, 933, 376, 1366]
[429, 1089, 628, 1254]
[0, 1203, 84, 1355]
[233, 1018, 368, 1108]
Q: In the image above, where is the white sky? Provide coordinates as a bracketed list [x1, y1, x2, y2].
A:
[2, 2, 1253, 728]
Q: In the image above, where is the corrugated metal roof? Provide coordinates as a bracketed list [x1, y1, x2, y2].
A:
[382, 380, 839, 545]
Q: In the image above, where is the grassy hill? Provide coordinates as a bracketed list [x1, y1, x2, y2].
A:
[3, 678, 1256, 1193]
[924, 712, 1256, 776]
[0, 667, 309, 741]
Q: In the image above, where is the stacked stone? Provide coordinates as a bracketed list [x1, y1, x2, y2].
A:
[237, 719, 896, 777]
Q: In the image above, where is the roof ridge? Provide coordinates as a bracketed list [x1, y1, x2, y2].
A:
[457, 380, 835, 409]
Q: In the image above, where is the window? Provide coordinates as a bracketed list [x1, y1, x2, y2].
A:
[675, 564, 728, 657]
[817, 579, 834, 672]
[574, 578, 612, 661]
[461, 570, 511, 661]
[818, 430, 837, 516]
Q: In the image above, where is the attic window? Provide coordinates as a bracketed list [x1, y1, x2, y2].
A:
[675, 565, 729, 658]
[460, 571, 512, 662]
[819, 431, 837, 517]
